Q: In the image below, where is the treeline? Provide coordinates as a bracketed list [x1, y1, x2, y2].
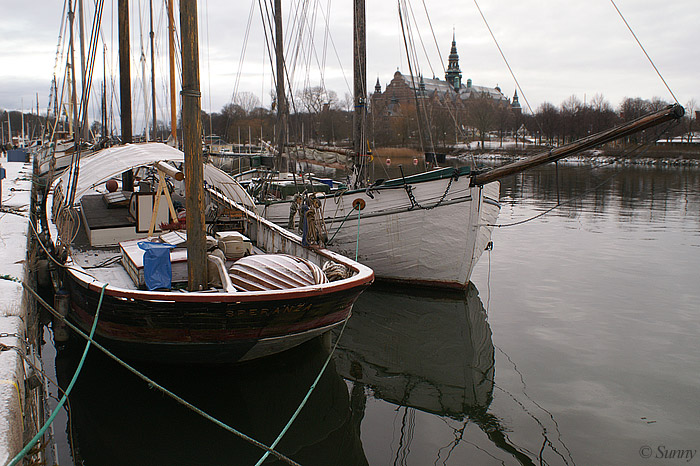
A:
[5, 91, 695, 150]
[521, 95, 697, 146]
[197, 88, 353, 146]
[369, 93, 698, 150]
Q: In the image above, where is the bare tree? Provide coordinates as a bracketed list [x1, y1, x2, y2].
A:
[686, 99, 697, 142]
[467, 93, 497, 148]
[232, 92, 261, 114]
[649, 96, 670, 111]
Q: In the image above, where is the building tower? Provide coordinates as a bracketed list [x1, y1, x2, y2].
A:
[512, 89, 522, 115]
[445, 32, 462, 92]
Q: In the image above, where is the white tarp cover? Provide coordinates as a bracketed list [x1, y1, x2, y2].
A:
[203, 164, 257, 211]
[57, 143, 256, 211]
[59, 143, 184, 202]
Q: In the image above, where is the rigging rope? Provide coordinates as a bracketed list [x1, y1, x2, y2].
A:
[609, 0, 679, 105]
[471, 0, 542, 135]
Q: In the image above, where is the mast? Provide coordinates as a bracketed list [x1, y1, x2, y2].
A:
[352, 0, 366, 158]
[102, 46, 107, 139]
[149, 0, 157, 140]
[351, 0, 368, 188]
[274, 0, 286, 170]
[20, 99, 25, 147]
[167, 0, 177, 144]
[7, 110, 11, 146]
[68, 2, 80, 144]
[180, 0, 207, 291]
[471, 104, 685, 186]
[138, 1, 149, 141]
[118, 0, 134, 192]
[118, 0, 133, 144]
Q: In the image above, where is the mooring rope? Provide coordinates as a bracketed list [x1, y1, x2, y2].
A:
[254, 315, 352, 466]
[16, 279, 301, 466]
[7, 283, 107, 466]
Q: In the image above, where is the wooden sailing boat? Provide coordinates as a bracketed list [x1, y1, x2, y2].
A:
[256, 0, 684, 289]
[44, 0, 373, 364]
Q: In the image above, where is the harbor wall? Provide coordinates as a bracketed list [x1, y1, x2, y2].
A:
[0, 155, 41, 464]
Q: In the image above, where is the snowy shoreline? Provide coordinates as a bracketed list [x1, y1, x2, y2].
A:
[449, 148, 700, 167]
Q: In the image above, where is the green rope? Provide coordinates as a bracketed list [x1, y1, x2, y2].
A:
[8, 283, 107, 466]
[20, 281, 300, 466]
[255, 315, 352, 466]
[0, 275, 21, 283]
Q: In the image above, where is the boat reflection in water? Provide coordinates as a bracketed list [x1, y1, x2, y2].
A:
[334, 283, 535, 465]
[55, 337, 367, 466]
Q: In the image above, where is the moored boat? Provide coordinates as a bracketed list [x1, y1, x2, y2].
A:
[261, 167, 500, 289]
[45, 142, 374, 363]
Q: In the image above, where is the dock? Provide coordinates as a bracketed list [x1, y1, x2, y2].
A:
[0, 152, 43, 465]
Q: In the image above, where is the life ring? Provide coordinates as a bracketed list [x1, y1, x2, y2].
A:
[352, 198, 366, 211]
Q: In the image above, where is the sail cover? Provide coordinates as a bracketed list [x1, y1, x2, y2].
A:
[58, 142, 256, 211]
[59, 143, 184, 203]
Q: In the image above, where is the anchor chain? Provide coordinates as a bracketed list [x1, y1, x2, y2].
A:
[403, 169, 458, 211]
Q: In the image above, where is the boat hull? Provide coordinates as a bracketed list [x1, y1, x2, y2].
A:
[63, 269, 368, 363]
[263, 172, 500, 288]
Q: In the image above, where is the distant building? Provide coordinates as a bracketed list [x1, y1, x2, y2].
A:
[371, 34, 520, 116]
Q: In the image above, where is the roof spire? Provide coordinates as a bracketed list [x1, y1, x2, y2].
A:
[445, 30, 462, 91]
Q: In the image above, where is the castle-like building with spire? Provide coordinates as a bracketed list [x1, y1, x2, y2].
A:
[371, 34, 521, 117]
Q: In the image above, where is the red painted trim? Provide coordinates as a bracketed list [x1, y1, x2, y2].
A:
[75, 271, 372, 302]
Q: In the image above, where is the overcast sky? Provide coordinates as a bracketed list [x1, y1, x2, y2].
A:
[1, 0, 698, 132]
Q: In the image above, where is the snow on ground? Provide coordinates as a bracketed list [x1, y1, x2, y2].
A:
[0, 154, 33, 464]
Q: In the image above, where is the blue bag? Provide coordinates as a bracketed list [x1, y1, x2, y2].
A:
[138, 242, 176, 290]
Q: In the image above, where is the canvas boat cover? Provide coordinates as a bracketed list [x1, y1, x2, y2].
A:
[58, 142, 256, 210]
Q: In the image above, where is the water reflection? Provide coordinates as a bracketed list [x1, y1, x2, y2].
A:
[496, 163, 700, 225]
[55, 337, 367, 466]
[334, 283, 534, 465]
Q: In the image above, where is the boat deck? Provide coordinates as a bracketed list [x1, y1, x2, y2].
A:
[80, 194, 134, 229]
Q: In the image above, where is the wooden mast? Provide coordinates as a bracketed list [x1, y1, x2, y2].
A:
[68, 2, 80, 145]
[352, 0, 367, 185]
[149, 0, 157, 141]
[118, 0, 134, 191]
[167, 0, 178, 144]
[274, 0, 286, 170]
[179, 0, 207, 291]
[139, 3, 149, 142]
[471, 104, 685, 186]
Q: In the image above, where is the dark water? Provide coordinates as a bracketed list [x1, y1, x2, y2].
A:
[45, 162, 700, 465]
